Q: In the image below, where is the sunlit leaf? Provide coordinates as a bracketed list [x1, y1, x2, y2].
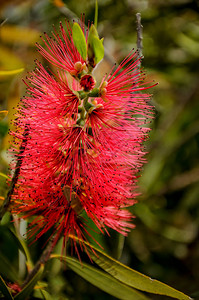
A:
[0, 46, 24, 70]
[72, 23, 87, 61]
[0, 68, 24, 78]
[66, 235, 191, 300]
[14, 264, 44, 300]
[0, 110, 8, 121]
[92, 36, 104, 64]
[87, 24, 104, 66]
[0, 197, 4, 207]
[86, 245, 191, 300]
[0, 25, 40, 46]
[51, 255, 150, 300]
[0, 275, 14, 300]
[88, 23, 99, 40]
[0, 172, 8, 179]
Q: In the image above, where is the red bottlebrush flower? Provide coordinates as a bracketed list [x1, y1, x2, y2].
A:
[36, 21, 88, 77]
[10, 20, 155, 256]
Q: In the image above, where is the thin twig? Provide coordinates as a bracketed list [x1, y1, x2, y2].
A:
[0, 18, 8, 27]
[136, 13, 143, 58]
[58, 5, 77, 20]
[0, 125, 29, 222]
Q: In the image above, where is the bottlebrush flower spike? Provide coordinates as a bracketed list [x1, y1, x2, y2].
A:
[10, 19, 155, 256]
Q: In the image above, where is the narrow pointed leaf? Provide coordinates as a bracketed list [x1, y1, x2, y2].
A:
[0, 68, 24, 77]
[86, 245, 191, 300]
[9, 228, 33, 269]
[51, 255, 150, 300]
[0, 275, 14, 300]
[0, 172, 8, 179]
[88, 24, 99, 39]
[68, 236, 191, 300]
[72, 23, 87, 61]
[0, 110, 8, 121]
[0, 25, 40, 46]
[14, 264, 44, 300]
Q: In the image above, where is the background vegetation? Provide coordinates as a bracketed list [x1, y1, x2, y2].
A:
[0, 0, 199, 299]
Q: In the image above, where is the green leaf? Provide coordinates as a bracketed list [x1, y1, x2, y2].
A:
[0, 253, 19, 282]
[0, 25, 40, 46]
[0, 212, 11, 225]
[14, 264, 44, 300]
[87, 24, 104, 66]
[0, 275, 14, 300]
[0, 110, 8, 121]
[0, 46, 24, 72]
[86, 246, 191, 300]
[0, 68, 24, 78]
[40, 289, 53, 300]
[92, 36, 104, 64]
[88, 23, 99, 39]
[9, 228, 33, 269]
[0, 172, 8, 179]
[72, 23, 87, 61]
[64, 236, 191, 299]
[51, 255, 150, 300]
[113, 233, 125, 260]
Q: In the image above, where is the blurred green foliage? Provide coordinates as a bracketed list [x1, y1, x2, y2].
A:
[0, 0, 199, 299]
